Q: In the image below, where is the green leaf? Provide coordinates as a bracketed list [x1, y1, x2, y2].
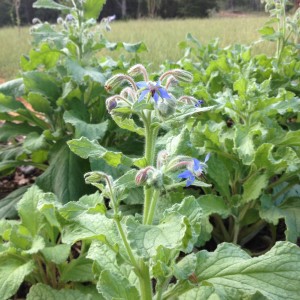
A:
[0, 78, 24, 97]
[260, 194, 300, 243]
[111, 114, 145, 136]
[0, 186, 30, 219]
[0, 122, 42, 142]
[17, 185, 45, 236]
[123, 41, 148, 53]
[66, 59, 106, 84]
[83, 0, 106, 20]
[27, 92, 53, 115]
[68, 137, 133, 167]
[0, 256, 35, 300]
[61, 212, 116, 244]
[24, 132, 48, 152]
[36, 142, 93, 203]
[41, 244, 71, 264]
[33, 0, 70, 10]
[242, 173, 269, 204]
[197, 195, 230, 218]
[97, 270, 140, 300]
[187, 242, 300, 300]
[126, 213, 192, 259]
[27, 283, 93, 300]
[23, 71, 61, 103]
[60, 256, 94, 282]
[64, 111, 108, 140]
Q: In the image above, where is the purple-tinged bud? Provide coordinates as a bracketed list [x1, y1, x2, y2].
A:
[128, 64, 149, 81]
[195, 100, 204, 107]
[107, 15, 116, 22]
[106, 97, 118, 113]
[65, 14, 74, 22]
[135, 166, 155, 186]
[178, 96, 203, 107]
[165, 156, 192, 172]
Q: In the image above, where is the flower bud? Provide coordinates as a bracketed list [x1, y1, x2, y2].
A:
[135, 166, 155, 186]
[128, 64, 148, 81]
[105, 74, 137, 92]
[32, 18, 42, 24]
[65, 14, 74, 22]
[57, 17, 64, 25]
[157, 99, 176, 118]
[106, 96, 118, 113]
[146, 169, 163, 189]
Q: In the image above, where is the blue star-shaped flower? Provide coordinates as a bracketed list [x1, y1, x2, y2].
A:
[178, 154, 210, 187]
[137, 81, 171, 103]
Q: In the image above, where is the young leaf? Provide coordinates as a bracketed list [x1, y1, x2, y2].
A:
[27, 283, 93, 300]
[33, 0, 70, 11]
[97, 270, 140, 300]
[0, 256, 35, 300]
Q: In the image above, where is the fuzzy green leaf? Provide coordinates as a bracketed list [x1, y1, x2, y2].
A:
[0, 256, 35, 300]
[83, 0, 106, 20]
[41, 244, 71, 264]
[33, 0, 70, 10]
[260, 194, 300, 243]
[27, 283, 93, 300]
[97, 270, 140, 300]
[182, 242, 300, 300]
[64, 111, 108, 140]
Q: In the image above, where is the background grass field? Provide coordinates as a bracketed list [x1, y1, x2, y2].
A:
[0, 16, 274, 81]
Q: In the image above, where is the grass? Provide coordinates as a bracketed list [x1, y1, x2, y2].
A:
[0, 16, 275, 81]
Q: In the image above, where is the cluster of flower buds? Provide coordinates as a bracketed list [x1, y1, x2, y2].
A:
[135, 151, 210, 189]
[104, 64, 202, 119]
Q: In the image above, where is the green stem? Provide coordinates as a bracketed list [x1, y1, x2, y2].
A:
[213, 214, 231, 242]
[115, 217, 139, 270]
[138, 260, 153, 300]
[239, 219, 267, 246]
[145, 188, 160, 225]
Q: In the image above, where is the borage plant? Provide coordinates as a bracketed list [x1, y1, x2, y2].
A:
[66, 65, 300, 299]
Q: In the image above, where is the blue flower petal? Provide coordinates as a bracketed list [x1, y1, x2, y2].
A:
[178, 170, 193, 179]
[136, 81, 148, 88]
[193, 158, 201, 171]
[153, 92, 159, 103]
[158, 87, 171, 99]
[138, 89, 150, 102]
[186, 175, 195, 187]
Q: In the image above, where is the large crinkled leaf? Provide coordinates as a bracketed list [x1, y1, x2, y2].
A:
[36, 141, 93, 203]
[83, 0, 106, 20]
[87, 241, 119, 273]
[0, 256, 35, 300]
[63, 110, 108, 140]
[68, 137, 133, 167]
[260, 194, 300, 243]
[23, 132, 48, 152]
[277, 130, 300, 147]
[33, 0, 70, 10]
[97, 270, 140, 300]
[126, 213, 191, 259]
[27, 92, 53, 115]
[27, 283, 93, 300]
[197, 195, 230, 218]
[179, 242, 300, 300]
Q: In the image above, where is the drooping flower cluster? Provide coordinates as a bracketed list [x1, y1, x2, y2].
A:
[104, 64, 204, 119]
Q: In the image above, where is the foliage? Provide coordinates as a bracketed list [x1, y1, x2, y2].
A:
[1, 0, 300, 299]
[0, 0, 147, 217]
